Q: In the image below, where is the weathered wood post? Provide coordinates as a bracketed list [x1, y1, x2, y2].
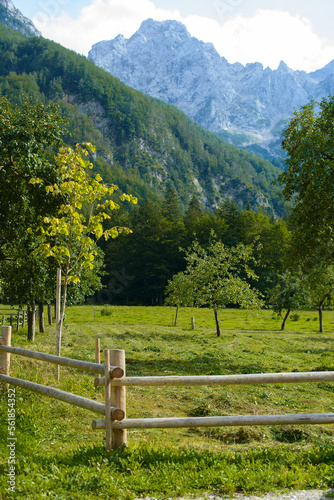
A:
[104, 350, 112, 451]
[191, 317, 195, 330]
[0, 326, 12, 389]
[95, 338, 101, 364]
[110, 349, 126, 450]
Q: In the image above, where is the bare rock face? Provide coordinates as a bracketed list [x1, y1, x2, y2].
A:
[0, 0, 41, 37]
[89, 19, 334, 159]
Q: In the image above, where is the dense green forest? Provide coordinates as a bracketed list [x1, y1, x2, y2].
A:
[0, 23, 283, 214]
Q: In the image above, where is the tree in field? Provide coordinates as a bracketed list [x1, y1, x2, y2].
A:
[270, 271, 311, 330]
[0, 95, 66, 339]
[165, 271, 194, 325]
[31, 142, 137, 356]
[278, 94, 334, 265]
[166, 235, 263, 336]
[306, 264, 334, 332]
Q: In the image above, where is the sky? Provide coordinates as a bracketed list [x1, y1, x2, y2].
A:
[13, 0, 334, 72]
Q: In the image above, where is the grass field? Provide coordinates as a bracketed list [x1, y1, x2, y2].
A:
[1, 305, 334, 499]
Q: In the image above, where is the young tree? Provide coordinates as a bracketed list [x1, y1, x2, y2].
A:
[165, 271, 194, 325]
[31, 142, 137, 356]
[166, 235, 263, 336]
[306, 264, 334, 333]
[270, 271, 311, 330]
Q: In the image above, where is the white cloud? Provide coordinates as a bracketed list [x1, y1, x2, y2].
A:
[34, 0, 182, 55]
[185, 9, 334, 71]
[33, 2, 334, 72]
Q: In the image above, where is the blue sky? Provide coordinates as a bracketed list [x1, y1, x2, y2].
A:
[13, 0, 334, 71]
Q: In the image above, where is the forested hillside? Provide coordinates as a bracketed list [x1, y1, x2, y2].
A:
[0, 23, 283, 214]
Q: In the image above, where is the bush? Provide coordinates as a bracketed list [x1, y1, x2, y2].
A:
[101, 306, 112, 316]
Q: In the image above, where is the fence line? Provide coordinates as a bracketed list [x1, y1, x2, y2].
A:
[0, 326, 125, 451]
[1, 327, 334, 452]
[0, 308, 26, 329]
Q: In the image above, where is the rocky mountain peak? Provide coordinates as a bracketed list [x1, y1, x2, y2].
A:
[0, 0, 41, 37]
[136, 18, 190, 41]
[88, 19, 334, 160]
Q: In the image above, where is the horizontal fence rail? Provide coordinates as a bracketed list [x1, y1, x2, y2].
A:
[0, 373, 124, 420]
[92, 412, 334, 430]
[95, 371, 334, 387]
[0, 345, 124, 377]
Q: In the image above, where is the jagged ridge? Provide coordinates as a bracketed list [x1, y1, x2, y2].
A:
[89, 19, 334, 160]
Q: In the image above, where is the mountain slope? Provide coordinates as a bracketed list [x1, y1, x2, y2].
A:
[88, 19, 334, 160]
[0, 23, 283, 214]
[0, 0, 40, 37]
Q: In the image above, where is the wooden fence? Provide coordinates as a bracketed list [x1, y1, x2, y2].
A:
[0, 326, 125, 451]
[0, 308, 26, 330]
[1, 325, 334, 451]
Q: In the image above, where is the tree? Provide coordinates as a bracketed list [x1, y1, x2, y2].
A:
[165, 271, 194, 325]
[278, 94, 334, 265]
[31, 142, 137, 356]
[306, 264, 334, 333]
[166, 234, 263, 336]
[270, 271, 311, 330]
[0, 95, 66, 338]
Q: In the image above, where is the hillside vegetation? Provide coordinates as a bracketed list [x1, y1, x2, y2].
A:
[0, 24, 283, 213]
[0, 306, 334, 498]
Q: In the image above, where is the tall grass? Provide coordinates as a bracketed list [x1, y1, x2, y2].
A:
[0, 305, 334, 499]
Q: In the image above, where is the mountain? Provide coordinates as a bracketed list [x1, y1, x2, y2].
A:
[88, 19, 334, 161]
[0, 0, 40, 37]
[0, 22, 283, 215]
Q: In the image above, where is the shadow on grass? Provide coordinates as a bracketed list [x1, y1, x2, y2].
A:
[126, 355, 265, 376]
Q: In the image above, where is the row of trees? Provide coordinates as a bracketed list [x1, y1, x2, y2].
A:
[0, 96, 136, 345]
[2, 91, 334, 337]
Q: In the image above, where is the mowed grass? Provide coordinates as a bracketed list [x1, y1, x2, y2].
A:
[1, 305, 334, 499]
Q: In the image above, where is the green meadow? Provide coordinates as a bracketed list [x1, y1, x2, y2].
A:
[1, 305, 334, 499]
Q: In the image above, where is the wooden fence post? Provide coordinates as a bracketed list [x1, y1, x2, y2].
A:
[191, 317, 195, 330]
[110, 349, 127, 450]
[0, 326, 12, 389]
[95, 338, 101, 365]
[104, 350, 112, 452]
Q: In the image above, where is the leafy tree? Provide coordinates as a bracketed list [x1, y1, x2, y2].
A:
[278, 95, 334, 265]
[270, 271, 311, 330]
[165, 271, 194, 325]
[31, 142, 137, 356]
[0, 95, 66, 338]
[306, 264, 334, 332]
[166, 234, 263, 336]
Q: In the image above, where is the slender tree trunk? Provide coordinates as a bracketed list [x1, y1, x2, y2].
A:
[281, 308, 290, 331]
[38, 302, 45, 333]
[174, 306, 179, 326]
[27, 299, 36, 341]
[319, 293, 330, 333]
[214, 309, 221, 337]
[48, 304, 52, 325]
